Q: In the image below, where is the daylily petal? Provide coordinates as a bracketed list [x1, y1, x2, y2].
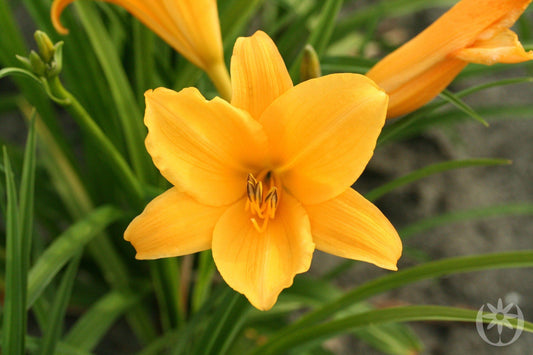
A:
[124, 188, 226, 259]
[231, 31, 293, 119]
[305, 188, 402, 270]
[367, 0, 533, 118]
[260, 74, 388, 205]
[212, 194, 315, 310]
[386, 58, 467, 119]
[51, 0, 224, 71]
[145, 87, 268, 206]
[454, 28, 533, 64]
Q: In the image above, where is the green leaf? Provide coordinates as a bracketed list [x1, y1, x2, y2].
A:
[149, 258, 183, 331]
[26, 105, 156, 344]
[378, 77, 533, 146]
[2, 147, 24, 354]
[191, 250, 216, 312]
[400, 203, 533, 240]
[289, 0, 344, 78]
[73, 1, 153, 182]
[365, 158, 511, 202]
[27, 205, 123, 308]
[63, 289, 145, 351]
[320, 55, 376, 74]
[171, 286, 235, 355]
[439, 89, 488, 126]
[220, 0, 265, 52]
[194, 292, 250, 355]
[253, 305, 533, 354]
[45, 76, 144, 206]
[18, 111, 38, 338]
[354, 322, 422, 355]
[332, 0, 456, 42]
[262, 251, 533, 349]
[37, 252, 82, 355]
[18, 334, 92, 355]
[133, 21, 155, 102]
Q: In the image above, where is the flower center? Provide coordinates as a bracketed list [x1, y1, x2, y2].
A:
[245, 171, 280, 232]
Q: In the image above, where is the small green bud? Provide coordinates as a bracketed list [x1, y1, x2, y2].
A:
[48, 42, 64, 77]
[29, 50, 47, 76]
[16, 55, 33, 71]
[34, 30, 56, 63]
[300, 44, 321, 82]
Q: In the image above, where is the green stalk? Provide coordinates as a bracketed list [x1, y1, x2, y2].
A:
[74, 1, 153, 183]
[46, 76, 144, 206]
[19, 106, 156, 344]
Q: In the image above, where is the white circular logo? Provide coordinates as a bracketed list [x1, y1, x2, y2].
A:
[476, 298, 524, 346]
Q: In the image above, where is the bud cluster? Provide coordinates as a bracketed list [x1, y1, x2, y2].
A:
[17, 31, 63, 78]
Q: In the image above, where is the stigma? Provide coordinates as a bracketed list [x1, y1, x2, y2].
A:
[245, 172, 280, 232]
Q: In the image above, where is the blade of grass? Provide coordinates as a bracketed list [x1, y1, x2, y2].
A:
[21, 334, 92, 355]
[261, 251, 533, 349]
[27, 205, 122, 308]
[17, 111, 38, 345]
[365, 158, 511, 202]
[353, 322, 422, 355]
[220, 0, 265, 52]
[378, 77, 533, 146]
[149, 258, 183, 331]
[253, 305, 533, 354]
[18, 104, 156, 343]
[332, 0, 456, 42]
[1, 147, 24, 354]
[399, 203, 533, 240]
[319, 55, 377, 74]
[133, 21, 154, 102]
[73, 1, 153, 182]
[63, 289, 146, 351]
[37, 251, 82, 355]
[439, 89, 488, 126]
[171, 286, 234, 355]
[45, 76, 144, 206]
[195, 292, 250, 355]
[191, 250, 216, 312]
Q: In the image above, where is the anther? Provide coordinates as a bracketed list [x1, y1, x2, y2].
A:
[245, 172, 280, 233]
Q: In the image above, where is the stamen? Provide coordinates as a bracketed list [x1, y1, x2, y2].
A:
[245, 172, 280, 233]
[246, 174, 256, 202]
[255, 181, 263, 206]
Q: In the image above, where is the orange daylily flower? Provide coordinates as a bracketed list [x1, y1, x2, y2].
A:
[51, 0, 231, 99]
[367, 0, 533, 118]
[124, 31, 402, 310]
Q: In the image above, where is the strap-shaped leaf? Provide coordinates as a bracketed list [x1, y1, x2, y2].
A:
[27, 205, 122, 308]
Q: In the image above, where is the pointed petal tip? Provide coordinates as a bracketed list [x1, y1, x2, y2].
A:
[231, 29, 293, 119]
[212, 196, 314, 311]
[246, 290, 280, 311]
[380, 260, 399, 271]
[51, 0, 75, 35]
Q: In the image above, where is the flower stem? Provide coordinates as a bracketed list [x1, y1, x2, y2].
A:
[46, 76, 144, 206]
[206, 61, 232, 101]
